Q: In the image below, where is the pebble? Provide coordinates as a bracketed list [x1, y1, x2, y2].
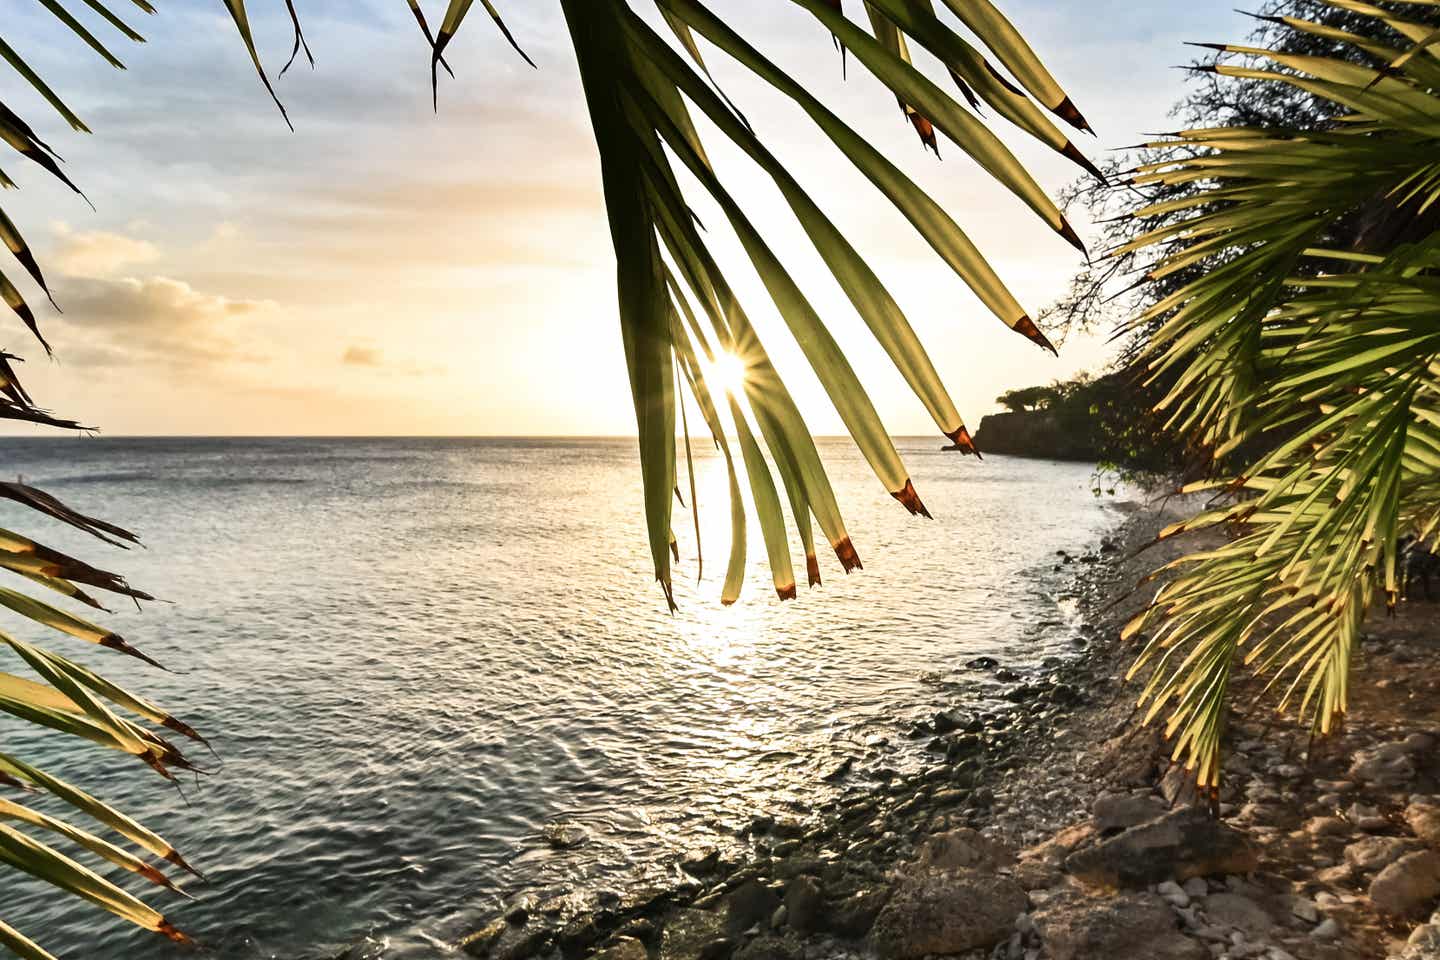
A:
[1156, 880, 1190, 907]
[1183, 877, 1210, 898]
[1311, 917, 1340, 940]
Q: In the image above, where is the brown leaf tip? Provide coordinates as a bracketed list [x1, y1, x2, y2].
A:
[1055, 96, 1094, 134]
[806, 554, 822, 588]
[891, 479, 932, 519]
[834, 537, 863, 573]
[1013, 315, 1058, 356]
[945, 425, 983, 459]
[777, 583, 798, 601]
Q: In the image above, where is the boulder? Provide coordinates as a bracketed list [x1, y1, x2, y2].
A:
[870, 868, 1027, 959]
[1406, 800, 1440, 847]
[1065, 807, 1258, 889]
[592, 939, 647, 960]
[659, 909, 728, 960]
[1093, 792, 1168, 833]
[1033, 891, 1207, 960]
[827, 887, 890, 938]
[726, 880, 780, 932]
[1370, 850, 1440, 916]
[1023, 822, 1096, 866]
[919, 828, 1016, 872]
[783, 876, 824, 935]
[1199, 892, 1275, 938]
[1346, 836, 1421, 872]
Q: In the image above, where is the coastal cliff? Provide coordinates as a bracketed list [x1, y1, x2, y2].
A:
[970, 410, 1100, 462]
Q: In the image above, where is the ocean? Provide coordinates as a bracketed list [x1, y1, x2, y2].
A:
[0, 437, 1128, 958]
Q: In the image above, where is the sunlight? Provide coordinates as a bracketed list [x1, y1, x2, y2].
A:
[703, 352, 749, 397]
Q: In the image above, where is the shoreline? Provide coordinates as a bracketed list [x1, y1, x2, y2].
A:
[431, 496, 1440, 960]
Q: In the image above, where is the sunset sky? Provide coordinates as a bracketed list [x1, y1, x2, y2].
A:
[1, 1, 1250, 436]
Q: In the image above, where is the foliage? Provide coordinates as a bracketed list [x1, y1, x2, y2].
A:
[995, 385, 1059, 413]
[1113, 1, 1440, 792]
[0, 1, 1095, 955]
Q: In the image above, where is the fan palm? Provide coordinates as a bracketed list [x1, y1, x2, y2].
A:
[1118, 0, 1440, 793]
[1, 1, 1092, 955]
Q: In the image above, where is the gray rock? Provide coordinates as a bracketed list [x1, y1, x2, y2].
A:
[1347, 803, 1388, 832]
[1406, 800, 1440, 847]
[1093, 792, 1168, 833]
[870, 868, 1027, 959]
[1370, 850, 1440, 915]
[919, 828, 1015, 872]
[1304, 816, 1348, 838]
[592, 939, 647, 960]
[1346, 835, 1421, 872]
[542, 822, 589, 850]
[1349, 752, 1416, 787]
[1033, 891, 1207, 960]
[1200, 893, 1274, 938]
[827, 887, 889, 939]
[1065, 807, 1258, 889]
[660, 909, 727, 960]
[1183, 878, 1210, 898]
[726, 880, 780, 932]
[784, 876, 824, 935]
[682, 847, 721, 877]
[1311, 917, 1341, 940]
[1290, 897, 1319, 923]
[1157, 881, 1190, 908]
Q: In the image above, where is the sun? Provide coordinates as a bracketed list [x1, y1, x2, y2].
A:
[704, 352, 749, 396]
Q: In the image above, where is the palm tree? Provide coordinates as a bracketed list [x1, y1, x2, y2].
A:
[1117, 1, 1440, 793]
[1, 2, 1091, 955]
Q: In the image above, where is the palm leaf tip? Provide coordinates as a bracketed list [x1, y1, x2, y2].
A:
[891, 479, 932, 519]
[805, 554, 822, 587]
[1013, 315, 1058, 355]
[834, 537, 863, 573]
[946, 425, 982, 459]
[1056, 96, 1093, 134]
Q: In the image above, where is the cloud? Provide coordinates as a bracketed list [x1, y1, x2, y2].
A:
[48, 223, 161, 278]
[342, 345, 383, 367]
[51, 275, 276, 369]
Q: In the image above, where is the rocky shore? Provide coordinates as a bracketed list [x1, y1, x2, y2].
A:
[447, 499, 1440, 960]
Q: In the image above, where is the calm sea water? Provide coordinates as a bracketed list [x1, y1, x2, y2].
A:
[0, 437, 1126, 959]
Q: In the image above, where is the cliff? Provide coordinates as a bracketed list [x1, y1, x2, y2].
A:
[970, 409, 1100, 461]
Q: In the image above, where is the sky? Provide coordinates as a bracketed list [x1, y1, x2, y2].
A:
[0, 1, 1254, 437]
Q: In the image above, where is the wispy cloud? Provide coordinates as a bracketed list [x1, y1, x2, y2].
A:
[48, 222, 160, 278]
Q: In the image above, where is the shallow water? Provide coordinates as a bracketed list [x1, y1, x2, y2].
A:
[0, 437, 1126, 958]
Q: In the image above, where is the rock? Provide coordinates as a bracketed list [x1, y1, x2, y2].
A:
[1345, 836, 1419, 872]
[821, 757, 854, 782]
[660, 910, 728, 960]
[1159, 767, 1199, 807]
[870, 868, 1027, 958]
[1065, 807, 1258, 889]
[1033, 891, 1207, 960]
[1346, 802, 1388, 832]
[543, 822, 589, 850]
[1093, 792, 1167, 833]
[783, 876, 824, 935]
[681, 847, 721, 877]
[1290, 897, 1319, 923]
[920, 828, 1016, 872]
[1348, 751, 1415, 787]
[1311, 917, 1341, 940]
[1200, 893, 1274, 938]
[1157, 881, 1190, 907]
[1370, 850, 1440, 915]
[591, 939, 647, 960]
[933, 709, 966, 733]
[1305, 817, 1348, 838]
[1012, 858, 1063, 891]
[1406, 800, 1440, 847]
[733, 935, 798, 960]
[1024, 822, 1096, 865]
[827, 888, 890, 938]
[459, 919, 508, 957]
[726, 880, 780, 932]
